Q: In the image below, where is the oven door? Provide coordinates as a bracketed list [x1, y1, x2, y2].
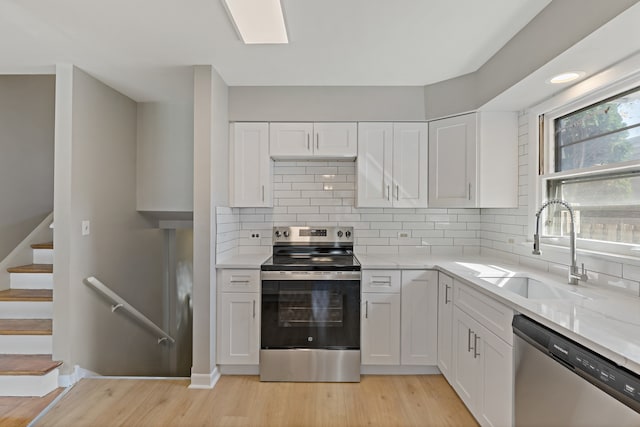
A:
[261, 272, 360, 350]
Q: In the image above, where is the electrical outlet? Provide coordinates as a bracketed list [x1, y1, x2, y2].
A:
[508, 238, 515, 244]
[250, 232, 261, 240]
[81, 220, 90, 236]
[398, 232, 409, 238]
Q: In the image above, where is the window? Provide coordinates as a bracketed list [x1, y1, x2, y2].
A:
[541, 85, 640, 253]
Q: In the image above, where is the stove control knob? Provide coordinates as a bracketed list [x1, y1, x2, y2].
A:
[337, 230, 343, 238]
[275, 230, 282, 238]
[283, 230, 290, 238]
[345, 230, 352, 238]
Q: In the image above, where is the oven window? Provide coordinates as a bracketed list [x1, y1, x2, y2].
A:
[278, 290, 343, 327]
[261, 279, 360, 350]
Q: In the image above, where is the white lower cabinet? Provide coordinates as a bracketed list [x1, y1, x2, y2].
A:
[401, 270, 438, 365]
[451, 281, 513, 427]
[361, 292, 401, 365]
[361, 269, 438, 367]
[437, 273, 454, 381]
[217, 269, 260, 365]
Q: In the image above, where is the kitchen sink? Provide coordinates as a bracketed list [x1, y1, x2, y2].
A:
[478, 276, 589, 300]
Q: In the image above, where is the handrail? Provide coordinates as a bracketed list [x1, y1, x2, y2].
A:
[84, 276, 175, 344]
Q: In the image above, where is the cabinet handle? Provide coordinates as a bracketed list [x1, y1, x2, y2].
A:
[473, 334, 480, 358]
[230, 279, 250, 284]
[396, 184, 399, 201]
[444, 284, 451, 304]
[387, 185, 390, 201]
[365, 301, 369, 319]
[371, 280, 391, 284]
[316, 133, 319, 150]
[307, 133, 310, 150]
[252, 300, 256, 318]
[467, 328, 474, 352]
[468, 183, 471, 200]
[261, 185, 265, 202]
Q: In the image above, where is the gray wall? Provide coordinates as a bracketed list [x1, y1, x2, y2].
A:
[424, 0, 639, 119]
[192, 65, 229, 385]
[0, 75, 55, 261]
[53, 65, 167, 375]
[229, 86, 425, 121]
[136, 101, 194, 213]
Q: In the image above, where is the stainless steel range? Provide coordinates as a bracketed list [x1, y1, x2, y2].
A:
[260, 226, 361, 382]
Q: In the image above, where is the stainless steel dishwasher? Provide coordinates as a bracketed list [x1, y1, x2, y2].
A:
[513, 315, 640, 426]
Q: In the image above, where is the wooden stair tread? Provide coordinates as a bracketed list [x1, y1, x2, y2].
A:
[0, 289, 52, 302]
[7, 264, 53, 274]
[0, 355, 61, 376]
[0, 319, 51, 335]
[31, 242, 53, 250]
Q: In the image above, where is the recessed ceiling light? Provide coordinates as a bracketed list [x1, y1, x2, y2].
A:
[547, 71, 585, 84]
[222, 0, 288, 44]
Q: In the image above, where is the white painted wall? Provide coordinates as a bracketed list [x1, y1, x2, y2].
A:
[136, 101, 194, 213]
[229, 86, 425, 122]
[0, 75, 54, 262]
[191, 65, 228, 387]
[53, 65, 168, 375]
[424, 0, 638, 119]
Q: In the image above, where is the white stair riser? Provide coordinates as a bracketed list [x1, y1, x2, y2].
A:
[10, 272, 53, 290]
[0, 369, 59, 397]
[0, 301, 52, 319]
[33, 249, 54, 264]
[0, 335, 52, 354]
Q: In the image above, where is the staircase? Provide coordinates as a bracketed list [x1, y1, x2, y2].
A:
[0, 242, 61, 396]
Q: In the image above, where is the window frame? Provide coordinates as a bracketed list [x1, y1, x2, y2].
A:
[533, 70, 640, 258]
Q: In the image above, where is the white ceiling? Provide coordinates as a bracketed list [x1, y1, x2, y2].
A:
[0, 0, 551, 102]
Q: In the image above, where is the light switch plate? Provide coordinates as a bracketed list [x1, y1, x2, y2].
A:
[82, 220, 90, 236]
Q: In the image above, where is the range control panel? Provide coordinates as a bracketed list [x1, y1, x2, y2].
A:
[273, 226, 354, 244]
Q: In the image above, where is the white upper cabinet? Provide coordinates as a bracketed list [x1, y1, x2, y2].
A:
[357, 122, 428, 208]
[428, 112, 517, 208]
[269, 122, 357, 159]
[230, 122, 273, 207]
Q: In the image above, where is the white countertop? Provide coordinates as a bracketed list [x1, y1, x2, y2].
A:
[216, 251, 640, 375]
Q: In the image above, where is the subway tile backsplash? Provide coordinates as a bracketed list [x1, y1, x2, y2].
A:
[216, 160, 481, 257]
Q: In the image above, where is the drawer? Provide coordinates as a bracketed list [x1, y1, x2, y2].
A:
[219, 269, 260, 293]
[362, 270, 401, 293]
[454, 279, 513, 345]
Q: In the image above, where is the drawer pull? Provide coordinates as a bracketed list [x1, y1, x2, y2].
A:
[365, 301, 369, 319]
[444, 284, 451, 304]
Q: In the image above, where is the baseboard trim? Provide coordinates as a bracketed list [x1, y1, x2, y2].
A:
[189, 367, 220, 389]
[219, 365, 259, 375]
[360, 365, 441, 375]
[58, 365, 100, 388]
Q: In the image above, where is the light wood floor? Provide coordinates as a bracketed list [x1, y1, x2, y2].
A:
[0, 388, 64, 427]
[34, 375, 478, 427]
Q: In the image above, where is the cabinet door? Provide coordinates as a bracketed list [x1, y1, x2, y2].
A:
[218, 292, 260, 365]
[230, 123, 272, 207]
[269, 123, 313, 158]
[476, 323, 513, 427]
[452, 306, 480, 413]
[400, 270, 437, 365]
[437, 273, 454, 380]
[357, 123, 393, 207]
[361, 293, 400, 365]
[393, 123, 428, 208]
[313, 123, 357, 158]
[428, 113, 477, 208]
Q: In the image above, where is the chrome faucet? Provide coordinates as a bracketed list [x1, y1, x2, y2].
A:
[533, 199, 588, 285]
